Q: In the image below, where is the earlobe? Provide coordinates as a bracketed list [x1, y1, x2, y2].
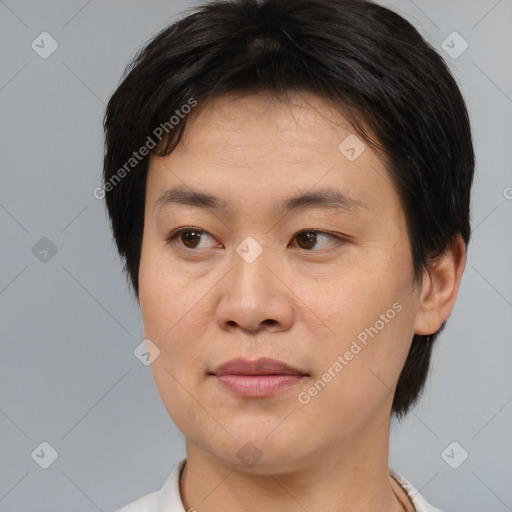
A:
[413, 234, 467, 336]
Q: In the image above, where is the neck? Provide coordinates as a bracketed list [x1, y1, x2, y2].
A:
[179, 416, 411, 512]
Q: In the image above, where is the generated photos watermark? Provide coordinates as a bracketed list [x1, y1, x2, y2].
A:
[93, 97, 198, 200]
[297, 301, 403, 405]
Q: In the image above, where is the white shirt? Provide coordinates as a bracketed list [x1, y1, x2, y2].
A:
[114, 458, 444, 512]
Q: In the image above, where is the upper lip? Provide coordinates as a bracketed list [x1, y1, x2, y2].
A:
[211, 357, 308, 376]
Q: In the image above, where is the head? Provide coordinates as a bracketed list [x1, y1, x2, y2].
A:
[102, 0, 473, 468]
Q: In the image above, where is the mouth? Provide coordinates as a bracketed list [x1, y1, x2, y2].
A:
[209, 357, 309, 398]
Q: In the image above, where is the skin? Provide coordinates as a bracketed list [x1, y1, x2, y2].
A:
[138, 90, 466, 512]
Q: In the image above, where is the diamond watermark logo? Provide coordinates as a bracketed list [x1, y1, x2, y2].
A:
[338, 134, 365, 161]
[31, 441, 59, 469]
[441, 441, 468, 469]
[236, 236, 263, 264]
[31, 32, 59, 59]
[237, 442, 262, 468]
[134, 338, 161, 366]
[441, 32, 468, 59]
[32, 237, 58, 263]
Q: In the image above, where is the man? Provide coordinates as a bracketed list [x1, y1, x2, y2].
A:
[103, 1, 474, 510]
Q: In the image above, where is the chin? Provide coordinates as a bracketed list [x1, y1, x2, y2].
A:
[212, 432, 307, 472]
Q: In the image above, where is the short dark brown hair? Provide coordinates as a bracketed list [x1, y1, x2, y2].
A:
[102, 0, 474, 419]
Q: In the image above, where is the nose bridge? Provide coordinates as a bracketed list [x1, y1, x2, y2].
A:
[230, 235, 272, 299]
[235, 235, 266, 267]
[216, 233, 293, 332]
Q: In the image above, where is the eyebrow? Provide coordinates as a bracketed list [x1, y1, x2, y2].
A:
[154, 186, 369, 215]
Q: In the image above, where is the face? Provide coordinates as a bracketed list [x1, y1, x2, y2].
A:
[139, 90, 424, 472]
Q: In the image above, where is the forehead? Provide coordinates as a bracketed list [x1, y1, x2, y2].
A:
[176, 90, 359, 153]
[146, 90, 399, 221]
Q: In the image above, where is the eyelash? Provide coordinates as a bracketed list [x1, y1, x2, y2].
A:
[166, 227, 345, 252]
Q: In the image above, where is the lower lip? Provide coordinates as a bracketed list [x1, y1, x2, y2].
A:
[215, 374, 306, 397]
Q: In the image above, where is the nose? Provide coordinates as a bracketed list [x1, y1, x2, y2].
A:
[215, 239, 294, 334]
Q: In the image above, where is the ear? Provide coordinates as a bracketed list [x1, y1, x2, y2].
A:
[413, 234, 467, 336]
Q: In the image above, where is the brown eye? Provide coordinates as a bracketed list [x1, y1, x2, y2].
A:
[293, 230, 340, 251]
[167, 227, 219, 250]
[180, 229, 203, 249]
[296, 231, 317, 250]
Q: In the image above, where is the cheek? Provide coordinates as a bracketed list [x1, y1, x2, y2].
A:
[139, 240, 195, 338]
[298, 259, 415, 399]
[140, 252, 209, 432]
[296, 307, 413, 437]
[138, 241, 213, 379]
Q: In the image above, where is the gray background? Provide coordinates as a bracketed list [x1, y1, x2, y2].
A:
[0, 0, 511, 511]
